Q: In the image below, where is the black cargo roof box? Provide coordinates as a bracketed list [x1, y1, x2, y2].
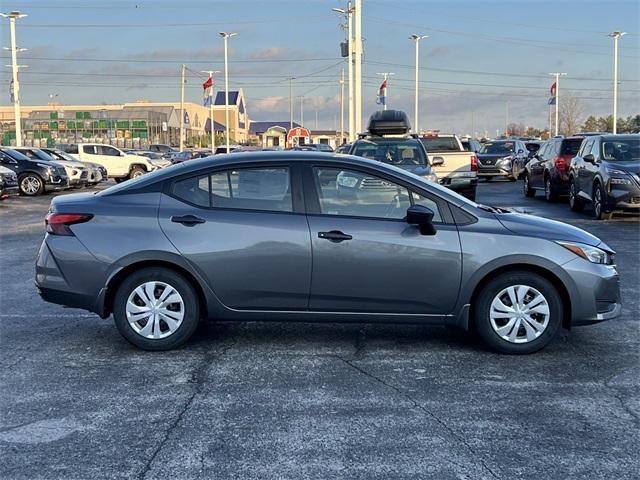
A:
[367, 110, 412, 136]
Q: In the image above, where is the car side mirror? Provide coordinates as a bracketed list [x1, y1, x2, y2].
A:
[406, 205, 437, 235]
[517, 149, 525, 154]
[431, 156, 445, 166]
[583, 154, 595, 163]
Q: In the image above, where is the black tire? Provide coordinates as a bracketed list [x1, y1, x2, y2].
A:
[18, 173, 45, 196]
[523, 173, 535, 198]
[568, 178, 585, 212]
[128, 166, 146, 180]
[113, 267, 200, 351]
[484, 176, 493, 182]
[114, 177, 127, 184]
[474, 271, 563, 354]
[592, 182, 610, 220]
[544, 175, 558, 202]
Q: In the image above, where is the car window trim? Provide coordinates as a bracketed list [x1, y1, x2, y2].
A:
[301, 162, 454, 225]
[164, 162, 305, 215]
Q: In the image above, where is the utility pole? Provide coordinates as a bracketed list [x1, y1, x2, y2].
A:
[179, 64, 186, 151]
[219, 31, 237, 152]
[609, 31, 626, 134]
[315, 109, 318, 130]
[505, 100, 509, 136]
[299, 96, 304, 127]
[375, 72, 394, 111]
[410, 34, 428, 134]
[354, 0, 362, 135]
[333, 4, 355, 142]
[471, 111, 474, 138]
[2, 10, 27, 147]
[549, 72, 566, 136]
[339, 68, 345, 145]
[201, 70, 220, 153]
[289, 77, 294, 131]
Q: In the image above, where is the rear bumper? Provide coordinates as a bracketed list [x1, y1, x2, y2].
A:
[439, 175, 477, 192]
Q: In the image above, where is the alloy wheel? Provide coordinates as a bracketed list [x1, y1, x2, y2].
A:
[544, 177, 551, 200]
[594, 187, 602, 218]
[489, 285, 550, 344]
[21, 175, 41, 195]
[125, 281, 184, 339]
[569, 182, 576, 208]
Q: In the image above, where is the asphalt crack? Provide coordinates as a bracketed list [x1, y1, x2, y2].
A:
[334, 354, 501, 480]
[138, 337, 237, 480]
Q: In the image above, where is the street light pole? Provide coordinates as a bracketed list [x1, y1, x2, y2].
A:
[2, 10, 27, 147]
[354, 0, 362, 135]
[409, 34, 428, 134]
[219, 32, 237, 152]
[339, 68, 345, 145]
[201, 70, 220, 153]
[332, 3, 355, 142]
[179, 64, 186, 151]
[608, 31, 626, 134]
[549, 72, 566, 136]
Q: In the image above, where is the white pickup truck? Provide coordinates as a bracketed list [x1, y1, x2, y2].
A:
[60, 143, 169, 182]
[419, 133, 478, 201]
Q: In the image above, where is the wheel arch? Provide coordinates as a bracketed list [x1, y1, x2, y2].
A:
[465, 263, 573, 332]
[103, 259, 208, 319]
[129, 163, 149, 172]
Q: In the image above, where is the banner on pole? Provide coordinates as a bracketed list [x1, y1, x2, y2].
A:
[376, 79, 387, 106]
[203, 77, 213, 106]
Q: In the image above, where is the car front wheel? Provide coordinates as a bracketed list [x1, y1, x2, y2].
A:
[474, 272, 562, 354]
[113, 267, 200, 350]
[19, 173, 44, 196]
[592, 182, 611, 220]
[523, 173, 535, 197]
[568, 178, 584, 212]
[129, 166, 146, 179]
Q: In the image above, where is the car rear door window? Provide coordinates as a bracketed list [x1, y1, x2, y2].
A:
[172, 167, 292, 212]
[561, 139, 582, 156]
[313, 167, 442, 221]
[99, 146, 121, 156]
[83, 145, 98, 155]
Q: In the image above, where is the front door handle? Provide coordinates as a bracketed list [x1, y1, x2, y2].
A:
[171, 214, 206, 226]
[318, 230, 352, 243]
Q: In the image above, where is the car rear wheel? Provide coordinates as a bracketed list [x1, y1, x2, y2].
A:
[544, 175, 557, 202]
[113, 267, 200, 350]
[18, 173, 44, 196]
[568, 178, 584, 212]
[523, 173, 535, 197]
[474, 272, 562, 354]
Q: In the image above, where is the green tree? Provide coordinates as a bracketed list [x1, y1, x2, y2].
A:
[596, 115, 613, 133]
[582, 115, 599, 132]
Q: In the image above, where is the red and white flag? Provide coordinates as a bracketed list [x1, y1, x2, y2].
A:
[550, 82, 557, 97]
[203, 77, 213, 106]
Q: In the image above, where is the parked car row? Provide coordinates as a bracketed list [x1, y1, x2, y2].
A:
[523, 134, 639, 219]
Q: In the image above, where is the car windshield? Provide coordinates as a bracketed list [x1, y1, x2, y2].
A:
[32, 150, 56, 161]
[601, 138, 640, 162]
[420, 136, 460, 152]
[351, 139, 427, 166]
[561, 139, 583, 155]
[48, 149, 77, 161]
[478, 142, 515, 155]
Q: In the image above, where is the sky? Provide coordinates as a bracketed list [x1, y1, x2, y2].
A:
[1, 0, 639, 136]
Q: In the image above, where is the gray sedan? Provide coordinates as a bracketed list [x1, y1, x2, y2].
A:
[35, 152, 621, 353]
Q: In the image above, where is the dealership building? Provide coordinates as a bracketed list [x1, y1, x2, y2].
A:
[0, 89, 250, 148]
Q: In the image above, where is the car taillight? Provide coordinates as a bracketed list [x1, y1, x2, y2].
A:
[45, 213, 93, 236]
[471, 154, 478, 172]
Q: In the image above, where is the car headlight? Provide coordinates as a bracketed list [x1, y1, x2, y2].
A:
[556, 241, 613, 264]
[498, 157, 513, 166]
[608, 170, 631, 185]
[337, 172, 359, 188]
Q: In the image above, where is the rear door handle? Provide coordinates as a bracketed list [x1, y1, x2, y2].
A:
[171, 214, 206, 226]
[318, 230, 352, 243]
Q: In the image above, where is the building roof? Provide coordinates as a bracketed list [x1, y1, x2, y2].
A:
[249, 121, 301, 135]
[214, 91, 239, 106]
[204, 118, 227, 133]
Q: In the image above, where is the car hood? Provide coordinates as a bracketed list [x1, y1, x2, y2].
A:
[497, 211, 604, 248]
[51, 159, 86, 169]
[606, 160, 640, 174]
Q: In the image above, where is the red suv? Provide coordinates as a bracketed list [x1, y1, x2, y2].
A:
[523, 136, 584, 201]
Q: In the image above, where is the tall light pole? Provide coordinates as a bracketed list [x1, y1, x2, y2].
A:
[339, 68, 345, 145]
[549, 72, 566, 136]
[354, 0, 363, 135]
[409, 34, 428, 134]
[332, 3, 355, 142]
[219, 32, 237, 152]
[179, 64, 186, 151]
[608, 31, 626, 134]
[201, 70, 220, 153]
[2, 10, 27, 147]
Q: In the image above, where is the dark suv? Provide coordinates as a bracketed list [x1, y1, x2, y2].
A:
[568, 134, 640, 219]
[0, 148, 69, 196]
[523, 136, 584, 201]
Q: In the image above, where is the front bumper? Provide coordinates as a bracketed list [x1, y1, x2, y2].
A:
[561, 257, 622, 326]
[0, 183, 19, 199]
[605, 182, 640, 211]
[477, 167, 511, 177]
[44, 176, 70, 192]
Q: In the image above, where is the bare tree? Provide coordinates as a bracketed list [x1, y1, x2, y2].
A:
[559, 94, 585, 136]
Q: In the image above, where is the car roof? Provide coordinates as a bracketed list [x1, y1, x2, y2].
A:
[599, 134, 639, 141]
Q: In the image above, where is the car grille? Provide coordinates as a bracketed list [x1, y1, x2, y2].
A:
[56, 167, 66, 176]
[479, 168, 503, 174]
[80, 171, 88, 179]
[360, 176, 397, 190]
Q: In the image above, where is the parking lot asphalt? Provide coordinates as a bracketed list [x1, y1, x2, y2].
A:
[1, 180, 638, 480]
